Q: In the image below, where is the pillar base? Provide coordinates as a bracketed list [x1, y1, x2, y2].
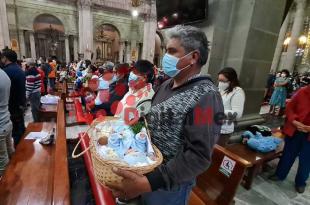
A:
[235, 114, 266, 132]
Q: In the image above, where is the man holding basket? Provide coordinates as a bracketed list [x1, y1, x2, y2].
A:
[106, 25, 223, 205]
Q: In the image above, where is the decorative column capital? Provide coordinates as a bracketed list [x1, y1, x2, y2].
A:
[295, 0, 306, 10]
[78, 0, 92, 8]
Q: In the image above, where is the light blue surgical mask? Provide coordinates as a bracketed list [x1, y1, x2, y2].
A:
[128, 72, 139, 82]
[98, 79, 109, 90]
[111, 74, 118, 83]
[162, 52, 194, 78]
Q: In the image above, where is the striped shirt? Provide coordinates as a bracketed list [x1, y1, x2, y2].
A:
[26, 67, 41, 98]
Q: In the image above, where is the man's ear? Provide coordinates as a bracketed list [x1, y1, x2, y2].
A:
[191, 51, 200, 65]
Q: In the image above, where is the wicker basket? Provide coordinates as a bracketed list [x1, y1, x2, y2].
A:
[72, 117, 163, 186]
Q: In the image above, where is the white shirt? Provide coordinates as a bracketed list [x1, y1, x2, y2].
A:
[115, 83, 155, 122]
[220, 87, 245, 134]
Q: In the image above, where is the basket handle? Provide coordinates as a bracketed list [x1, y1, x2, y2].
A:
[71, 118, 107, 158]
[72, 131, 92, 158]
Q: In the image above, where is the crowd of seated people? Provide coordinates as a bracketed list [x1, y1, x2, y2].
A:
[68, 59, 167, 123]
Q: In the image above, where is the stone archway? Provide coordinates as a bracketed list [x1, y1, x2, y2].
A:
[94, 24, 121, 63]
[33, 14, 65, 61]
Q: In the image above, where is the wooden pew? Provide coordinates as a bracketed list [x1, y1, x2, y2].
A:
[52, 100, 71, 204]
[60, 81, 67, 104]
[39, 103, 58, 121]
[0, 100, 70, 205]
[225, 143, 283, 190]
[189, 145, 251, 205]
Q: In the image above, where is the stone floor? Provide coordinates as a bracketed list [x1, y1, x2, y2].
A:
[234, 113, 310, 205]
[24, 107, 310, 205]
[234, 159, 310, 205]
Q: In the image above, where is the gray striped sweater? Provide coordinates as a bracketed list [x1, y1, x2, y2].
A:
[146, 76, 224, 190]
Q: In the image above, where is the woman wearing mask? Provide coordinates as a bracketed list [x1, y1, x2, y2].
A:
[269, 78, 310, 193]
[115, 60, 155, 124]
[269, 69, 290, 116]
[217, 67, 245, 146]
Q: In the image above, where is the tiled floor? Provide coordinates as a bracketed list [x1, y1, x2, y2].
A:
[235, 158, 310, 205]
[234, 115, 310, 205]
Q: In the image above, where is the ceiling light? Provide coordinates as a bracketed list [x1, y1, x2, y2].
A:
[172, 13, 178, 18]
[299, 35, 307, 45]
[158, 22, 164, 29]
[132, 9, 139, 17]
[283, 37, 291, 45]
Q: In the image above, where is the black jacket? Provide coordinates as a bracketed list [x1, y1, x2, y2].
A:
[3, 63, 26, 118]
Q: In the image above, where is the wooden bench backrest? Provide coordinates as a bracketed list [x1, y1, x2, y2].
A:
[61, 81, 67, 102]
[193, 145, 251, 205]
[52, 100, 70, 205]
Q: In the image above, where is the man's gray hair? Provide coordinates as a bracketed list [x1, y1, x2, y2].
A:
[168, 25, 209, 66]
[24, 58, 36, 67]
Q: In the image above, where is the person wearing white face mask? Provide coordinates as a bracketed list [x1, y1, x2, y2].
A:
[269, 69, 290, 116]
[217, 67, 245, 146]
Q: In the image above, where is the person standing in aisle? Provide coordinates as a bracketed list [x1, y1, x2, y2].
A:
[24, 58, 42, 122]
[0, 67, 15, 176]
[48, 58, 57, 92]
[1, 48, 26, 145]
[269, 78, 310, 194]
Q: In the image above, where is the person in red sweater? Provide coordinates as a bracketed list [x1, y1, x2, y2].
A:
[37, 66, 45, 95]
[270, 79, 310, 193]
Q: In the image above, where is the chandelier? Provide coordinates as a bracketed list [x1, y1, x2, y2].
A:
[130, 0, 146, 17]
[47, 24, 59, 50]
[131, 0, 143, 7]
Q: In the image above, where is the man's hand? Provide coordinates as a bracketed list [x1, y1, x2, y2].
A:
[105, 167, 152, 200]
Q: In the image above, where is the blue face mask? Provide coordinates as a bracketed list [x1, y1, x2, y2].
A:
[111, 74, 118, 83]
[162, 52, 193, 78]
[128, 72, 139, 85]
[98, 79, 109, 90]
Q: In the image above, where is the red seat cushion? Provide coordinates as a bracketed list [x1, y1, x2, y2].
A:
[74, 99, 87, 123]
[78, 133, 116, 205]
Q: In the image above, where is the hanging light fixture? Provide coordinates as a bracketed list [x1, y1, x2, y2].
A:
[283, 37, 291, 45]
[299, 35, 307, 45]
[131, 0, 144, 17]
[131, 0, 142, 7]
[132, 9, 139, 17]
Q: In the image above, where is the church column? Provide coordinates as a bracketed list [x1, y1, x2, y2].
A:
[78, 0, 93, 60]
[130, 21, 138, 62]
[123, 41, 128, 63]
[131, 39, 137, 62]
[270, 10, 291, 72]
[0, 0, 10, 49]
[119, 41, 124, 63]
[29, 31, 36, 59]
[73, 36, 78, 61]
[19, 30, 26, 58]
[65, 35, 70, 63]
[142, 1, 157, 62]
[283, 0, 306, 72]
[126, 41, 131, 63]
